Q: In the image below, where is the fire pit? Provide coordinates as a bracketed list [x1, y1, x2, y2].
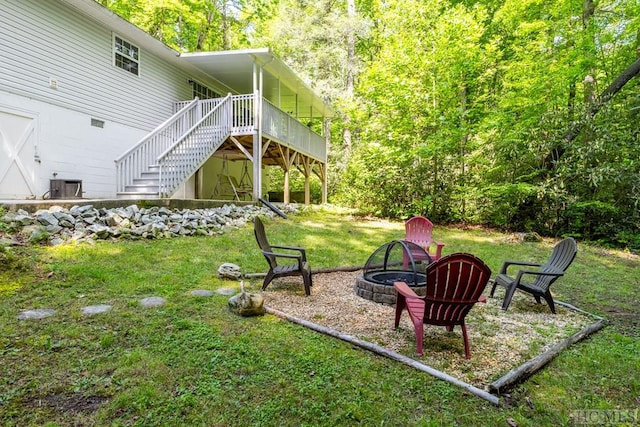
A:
[355, 240, 431, 305]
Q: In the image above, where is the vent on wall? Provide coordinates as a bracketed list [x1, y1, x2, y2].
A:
[91, 118, 104, 128]
[50, 179, 83, 199]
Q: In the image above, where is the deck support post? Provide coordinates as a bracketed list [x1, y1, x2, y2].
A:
[252, 69, 262, 201]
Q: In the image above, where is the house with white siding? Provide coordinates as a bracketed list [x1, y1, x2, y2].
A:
[0, 0, 332, 204]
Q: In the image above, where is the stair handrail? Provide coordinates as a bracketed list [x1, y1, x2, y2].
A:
[115, 98, 200, 193]
[156, 95, 231, 160]
[115, 98, 199, 163]
[157, 94, 233, 197]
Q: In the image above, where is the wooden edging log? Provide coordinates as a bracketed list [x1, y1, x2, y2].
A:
[244, 265, 363, 278]
[488, 301, 607, 396]
[265, 306, 500, 406]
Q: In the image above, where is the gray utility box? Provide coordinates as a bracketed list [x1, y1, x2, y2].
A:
[50, 179, 83, 199]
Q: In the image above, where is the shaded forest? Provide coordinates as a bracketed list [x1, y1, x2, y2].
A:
[100, 0, 640, 249]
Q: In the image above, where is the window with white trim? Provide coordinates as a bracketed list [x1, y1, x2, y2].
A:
[113, 35, 139, 76]
[191, 81, 220, 100]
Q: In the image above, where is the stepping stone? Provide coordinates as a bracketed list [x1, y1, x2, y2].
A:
[139, 296, 167, 307]
[217, 288, 237, 296]
[81, 304, 112, 316]
[191, 290, 214, 297]
[17, 309, 55, 320]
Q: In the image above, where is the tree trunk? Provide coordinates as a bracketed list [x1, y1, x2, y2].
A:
[341, 0, 356, 156]
[546, 56, 640, 166]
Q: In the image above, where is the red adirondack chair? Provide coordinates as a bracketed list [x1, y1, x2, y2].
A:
[394, 253, 492, 359]
[405, 216, 445, 261]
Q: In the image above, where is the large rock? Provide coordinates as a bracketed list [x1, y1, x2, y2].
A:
[36, 211, 59, 227]
[218, 262, 242, 279]
[228, 291, 265, 316]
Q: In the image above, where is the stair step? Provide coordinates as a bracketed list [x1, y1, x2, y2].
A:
[125, 184, 160, 192]
[133, 178, 160, 186]
[140, 173, 159, 181]
[116, 192, 160, 200]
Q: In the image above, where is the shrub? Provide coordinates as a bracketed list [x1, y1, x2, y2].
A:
[564, 201, 620, 241]
[474, 183, 541, 231]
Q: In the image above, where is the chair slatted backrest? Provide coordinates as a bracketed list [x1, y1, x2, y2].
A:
[535, 237, 578, 292]
[254, 217, 277, 269]
[424, 253, 492, 324]
[405, 216, 434, 248]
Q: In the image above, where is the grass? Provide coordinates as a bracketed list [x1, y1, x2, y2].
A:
[0, 206, 638, 426]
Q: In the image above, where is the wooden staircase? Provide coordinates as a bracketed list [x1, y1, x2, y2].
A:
[117, 165, 161, 200]
[115, 95, 233, 199]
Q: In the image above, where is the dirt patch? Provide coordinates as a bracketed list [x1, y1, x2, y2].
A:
[26, 394, 109, 414]
[254, 270, 598, 389]
[604, 308, 639, 336]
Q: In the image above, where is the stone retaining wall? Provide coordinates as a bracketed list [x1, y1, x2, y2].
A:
[1, 203, 299, 246]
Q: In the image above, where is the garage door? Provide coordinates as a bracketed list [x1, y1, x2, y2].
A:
[0, 109, 38, 199]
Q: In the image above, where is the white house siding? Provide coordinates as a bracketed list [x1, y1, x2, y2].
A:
[0, 91, 148, 198]
[0, 0, 204, 199]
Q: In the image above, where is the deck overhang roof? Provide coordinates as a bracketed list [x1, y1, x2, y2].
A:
[181, 49, 333, 119]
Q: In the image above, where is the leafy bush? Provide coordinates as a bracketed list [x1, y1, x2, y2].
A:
[563, 200, 638, 246]
[0, 244, 28, 273]
[0, 207, 7, 233]
[563, 201, 617, 240]
[474, 183, 541, 231]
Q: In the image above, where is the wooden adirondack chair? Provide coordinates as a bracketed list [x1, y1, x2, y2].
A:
[489, 237, 577, 314]
[394, 253, 492, 359]
[253, 217, 312, 296]
[405, 216, 445, 261]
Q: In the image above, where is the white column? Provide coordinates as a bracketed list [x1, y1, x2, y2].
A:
[252, 63, 263, 201]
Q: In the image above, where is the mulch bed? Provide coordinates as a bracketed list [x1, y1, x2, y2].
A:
[250, 270, 596, 389]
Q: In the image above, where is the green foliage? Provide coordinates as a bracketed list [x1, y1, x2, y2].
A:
[0, 245, 14, 272]
[0, 207, 7, 233]
[474, 183, 541, 231]
[563, 200, 640, 248]
[0, 209, 24, 273]
[332, 0, 640, 250]
[98, 0, 245, 51]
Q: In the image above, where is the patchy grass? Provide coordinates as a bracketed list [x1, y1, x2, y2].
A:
[0, 206, 638, 426]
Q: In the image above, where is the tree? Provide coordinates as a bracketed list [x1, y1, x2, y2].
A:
[247, 0, 371, 195]
[98, 0, 244, 51]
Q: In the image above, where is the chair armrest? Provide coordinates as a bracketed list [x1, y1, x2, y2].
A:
[262, 250, 302, 261]
[270, 245, 307, 261]
[393, 281, 421, 299]
[432, 241, 445, 258]
[500, 260, 542, 274]
[513, 269, 564, 284]
[263, 250, 305, 269]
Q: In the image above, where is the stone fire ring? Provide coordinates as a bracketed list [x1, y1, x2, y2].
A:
[354, 274, 426, 305]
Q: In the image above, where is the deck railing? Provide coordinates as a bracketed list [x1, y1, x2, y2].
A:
[158, 95, 232, 197]
[231, 94, 255, 134]
[261, 99, 326, 161]
[115, 98, 201, 194]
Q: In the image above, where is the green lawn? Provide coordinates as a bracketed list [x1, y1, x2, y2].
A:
[0, 207, 638, 426]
